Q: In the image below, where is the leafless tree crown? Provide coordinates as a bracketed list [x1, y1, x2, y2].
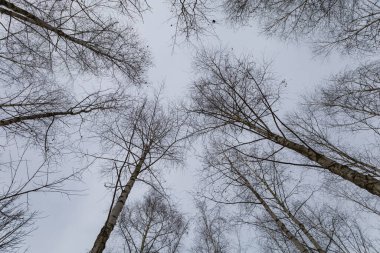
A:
[0, 0, 151, 83]
[114, 191, 188, 253]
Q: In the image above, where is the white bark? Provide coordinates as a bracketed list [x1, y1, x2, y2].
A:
[236, 116, 380, 197]
[90, 148, 149, 253]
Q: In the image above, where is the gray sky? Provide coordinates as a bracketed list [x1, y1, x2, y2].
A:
[23, 2, 356, 252]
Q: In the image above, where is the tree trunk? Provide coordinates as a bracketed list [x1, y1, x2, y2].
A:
[234, 169, 309, 253]
[0, 0, 113, 59]
[238, 117, 380, 197]
[89, 148, 149, 253]
[0, 109, 94, 127]
[259, 176, 325, 253]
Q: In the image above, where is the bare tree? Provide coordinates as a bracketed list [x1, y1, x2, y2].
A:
[0, 79, 123, 252]
[0, 145, 83, 252]
[1, 79, 130, 155]
[167, 1, 380, 55]
[0, 196, 35, 253]
[191, 200, 230, 253]
[0, 1, 154, 250]
[277, 60, 380, 215]
[187, 49, 380, 198]
[222, 0, 380, 54]
[0, 76, 130, 221]
[89, 95, 188, 253]
[168, 0, 216, 42]
[304, 61, 380, 138]
[0, 0, 153, 159]
[0, 0, 151, 83]
[0, 125, 86, 252]
[0, 0, 154, 164]
[295, 205, 380, 253]
[202, 144, 316, 253]
[110, 190, 188, 253]
[199, 139, 380, 253]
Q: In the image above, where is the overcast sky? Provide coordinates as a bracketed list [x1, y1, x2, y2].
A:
[23, 2, 357, 252]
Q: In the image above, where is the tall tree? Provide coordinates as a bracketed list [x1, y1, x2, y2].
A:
[200, 140, 380, 252]
[0, 0, 150, 82]
[0, 0, 152, 155]
[89, 96, 188, 253]
[187, 49, 380, 198]
[1, 82, 129, 154]
[0, 1, 152, 248]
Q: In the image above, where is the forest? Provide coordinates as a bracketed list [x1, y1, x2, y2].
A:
[1, 1, 380, 252]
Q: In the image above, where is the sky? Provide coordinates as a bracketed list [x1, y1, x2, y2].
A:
[22, 1, 358, 252]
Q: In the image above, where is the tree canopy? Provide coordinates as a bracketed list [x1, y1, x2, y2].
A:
[1, 1, 380, 252]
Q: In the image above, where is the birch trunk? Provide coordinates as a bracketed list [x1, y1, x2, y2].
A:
[0, 0, 113, 58]
[89, 148, 148, 253]
[0, 110, 94, 127]
[232, 167, 309, 253]
[260, 176, 325, 253]
[237, 117, 380, 197]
